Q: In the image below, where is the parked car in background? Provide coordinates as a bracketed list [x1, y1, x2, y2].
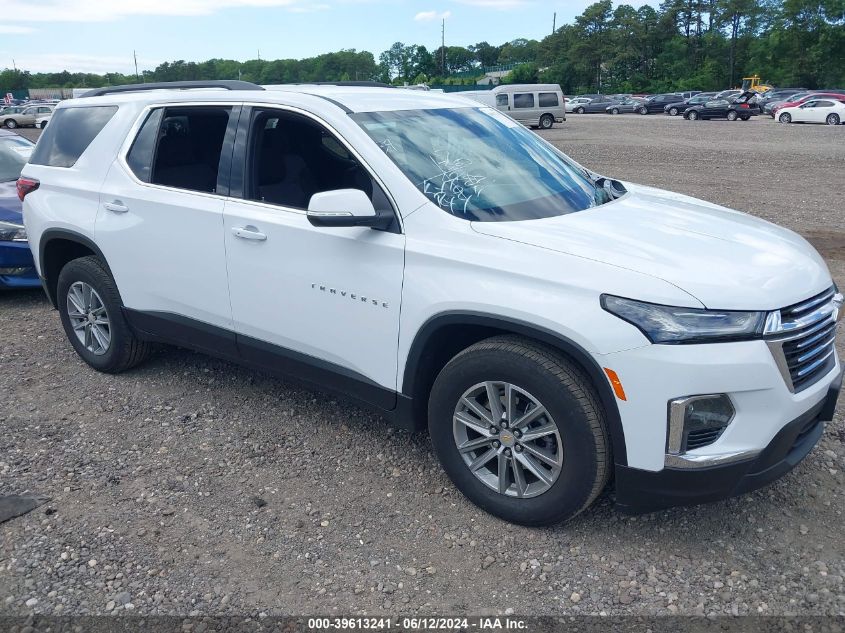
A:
[36, 113, 52, 129]
[637, 94, 681, 114]
[663, 92, 716, 116]
[571, 95, 621, 114]
[491, 84, 566, 129]
[675, 91, 702, 100]
[777, 98, 845, 125]
[771, 92, 845, 118]
[2, 104, 54, 129]
[714, 89, 742, 100]
[0, 130, 39, 289]
[565, 97, 592, 113]
[605, 98, 644, 114]
[684, 91, 758, 121]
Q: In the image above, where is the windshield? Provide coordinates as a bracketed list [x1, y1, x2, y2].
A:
[352, 107, 599, 222]
[0, 136, 33, 182]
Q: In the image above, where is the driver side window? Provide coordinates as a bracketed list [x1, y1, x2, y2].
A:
[246, 109, 390, 213]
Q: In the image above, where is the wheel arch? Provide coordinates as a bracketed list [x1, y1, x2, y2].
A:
[401, 312, 628, 466]
[39, 229, 110, 308]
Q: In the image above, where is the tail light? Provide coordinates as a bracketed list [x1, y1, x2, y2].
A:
[16, 177, 39, 201]
[739, 103, 749, 109]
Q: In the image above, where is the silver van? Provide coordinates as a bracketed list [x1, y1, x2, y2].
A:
[491, 84, 566, 129]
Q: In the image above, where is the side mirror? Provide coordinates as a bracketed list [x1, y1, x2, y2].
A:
[306, 189, 393, 230]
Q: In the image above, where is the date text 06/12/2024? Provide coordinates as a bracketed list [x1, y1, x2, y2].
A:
[307, 617, 529, 630]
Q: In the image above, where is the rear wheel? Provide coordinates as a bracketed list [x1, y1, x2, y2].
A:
[687, 110, 699, 120]
[826, 113, 840, 126]
[727, 110, 739, 121]
[539, 114, 554, 129]
[740, 116, 750, 121]
[638, 107, 648, 115]
[57, 256, 151, 373]
[779, 112, 792, 124]
[575, 107, 585, 114]
[428, 336, 611, 526]
[4, 119, 17, 129]
[669, 107, 679, 116]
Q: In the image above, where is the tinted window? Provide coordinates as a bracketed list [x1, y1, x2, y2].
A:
[139, 106, 232, 193]
[126, 108, 165, 182]
[513, 93, 535, 109]
[538, 92, 559, 107]
[248, 109, 390, 214]
[30, 106, 117, 168]
[814, 100, 833, 107]
[495, 94, 509, 107]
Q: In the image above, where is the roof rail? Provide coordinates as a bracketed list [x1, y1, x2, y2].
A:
[298, 81, 394, 88]
[81, 80, 264, 98]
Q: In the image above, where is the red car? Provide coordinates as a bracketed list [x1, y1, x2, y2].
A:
[771, 92, 845, 117]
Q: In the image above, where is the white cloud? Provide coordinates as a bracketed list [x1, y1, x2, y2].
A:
[1, 0, 316, 23]
[0, 25, 35, 34]
[414, 9, 451, 22]
[0, 52, 160, 74]
[453, 0, 531, 8]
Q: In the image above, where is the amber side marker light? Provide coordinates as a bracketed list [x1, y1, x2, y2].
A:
[603, 367, 627, 401]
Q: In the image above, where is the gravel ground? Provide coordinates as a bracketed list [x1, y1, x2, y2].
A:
[2, 115, 843, 618]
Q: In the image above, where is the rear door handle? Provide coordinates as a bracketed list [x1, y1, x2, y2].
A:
[103, 201, 129, 214]
[232, 225, 267, 241]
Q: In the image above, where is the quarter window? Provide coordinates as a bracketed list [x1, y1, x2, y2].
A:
[29, 106, 118, 168]
[495, 94, 509, 107]
[513, 93, 535, 109]
[538, 93, 559, 108]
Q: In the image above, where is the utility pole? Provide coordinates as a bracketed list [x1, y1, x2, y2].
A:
[441, 18, 446, 77]
[552, 12, 556, 34]
[12, 58, 17, 71]
[133, 50, 139, 81]
[257, 49, 261, 61]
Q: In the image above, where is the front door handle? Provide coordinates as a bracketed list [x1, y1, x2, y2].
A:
[103, 201, 129, 214]
[232, 225, 267, 241]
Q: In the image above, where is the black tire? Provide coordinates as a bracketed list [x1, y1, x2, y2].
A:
[4, 119, 17, 129]
[779, 112, 791, 124]
[727, 110, 739, 121]
[428, 335, 611, 526]
[539, 114, 554, 129]
[638, 107, 648, 115]
[40, 121, 48, 129]
[687, 110, 699, 120]
[575, 107, 585, 114]
[611, 108, 620, 115]
[669, 107, 678, 116]
[57, 256, 151, 373]
[826, 113, 840, 126]
[740, 116, 750, 121]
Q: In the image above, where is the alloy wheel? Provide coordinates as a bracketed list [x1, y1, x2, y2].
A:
[827, 114, 840, 125]
[66, 281, 111, 356]
[453, 381, 563, 498]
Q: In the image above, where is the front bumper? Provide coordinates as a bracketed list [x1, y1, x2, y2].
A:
[615, 369, 841, 513]
[0, 240, 40, 289]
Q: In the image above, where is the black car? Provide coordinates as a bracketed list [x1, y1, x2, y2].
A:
[605, 98, 644, 114]
[571, 95, 622, 114]
[663, 92, 716, 116]
[637, 94, 682, 114]
[684, 91, 759, 121]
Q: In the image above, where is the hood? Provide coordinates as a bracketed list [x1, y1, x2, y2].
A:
[471, 183, 831, 311]
[0, 180, 23, 223]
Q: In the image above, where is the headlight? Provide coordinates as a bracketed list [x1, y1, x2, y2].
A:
[601, 294, 766, 344]
[0, 221, 27, 242]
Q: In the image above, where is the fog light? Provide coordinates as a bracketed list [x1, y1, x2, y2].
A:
[667, 394, 734, 454]
[0, 267, 31, 276]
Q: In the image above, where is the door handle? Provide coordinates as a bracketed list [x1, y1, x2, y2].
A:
[232, 225, 267, 241]
[103, 201, 129, 214]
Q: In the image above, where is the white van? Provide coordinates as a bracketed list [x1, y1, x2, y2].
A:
[491, 84, 566, 129]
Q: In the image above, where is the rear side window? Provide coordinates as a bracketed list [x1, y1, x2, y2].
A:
[29, 106, 117, 168]
[538, 93, 559, 107]
[126, 106, 232, 194]
[495, 94, 509, 107]
[513, 93, 535, 109]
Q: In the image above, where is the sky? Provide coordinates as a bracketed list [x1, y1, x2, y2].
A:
[1, 0, 660, 75]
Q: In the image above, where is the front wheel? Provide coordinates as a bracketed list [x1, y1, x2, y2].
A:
[826, 113, 840, 126]
[539, 114, 554, 129]
[428, 336, 611, 526]
[638, 107, 648, 115]
[669, 107, 679, 116]
[575, 107, 585, 114]
[611, 108, 620, 115]
[687, 110, 699, 120]
[779, 112, 792, 124]
[40, 121, 48, 129]
[57, 256, 151, 373]
[4, 119, 17, 129]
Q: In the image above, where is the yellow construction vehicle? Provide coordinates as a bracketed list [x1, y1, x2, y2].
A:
[740, 76, 773, 93]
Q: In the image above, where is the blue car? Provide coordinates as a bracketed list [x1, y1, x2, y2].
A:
[0, 128, 39, 289]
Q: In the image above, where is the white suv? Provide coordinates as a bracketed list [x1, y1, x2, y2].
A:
[21, 81, 842, 525]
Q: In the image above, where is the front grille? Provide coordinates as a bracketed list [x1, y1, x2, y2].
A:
[768, 287, 839, 393]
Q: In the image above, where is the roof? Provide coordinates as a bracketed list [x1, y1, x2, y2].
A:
[66, 84, 479, 115]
